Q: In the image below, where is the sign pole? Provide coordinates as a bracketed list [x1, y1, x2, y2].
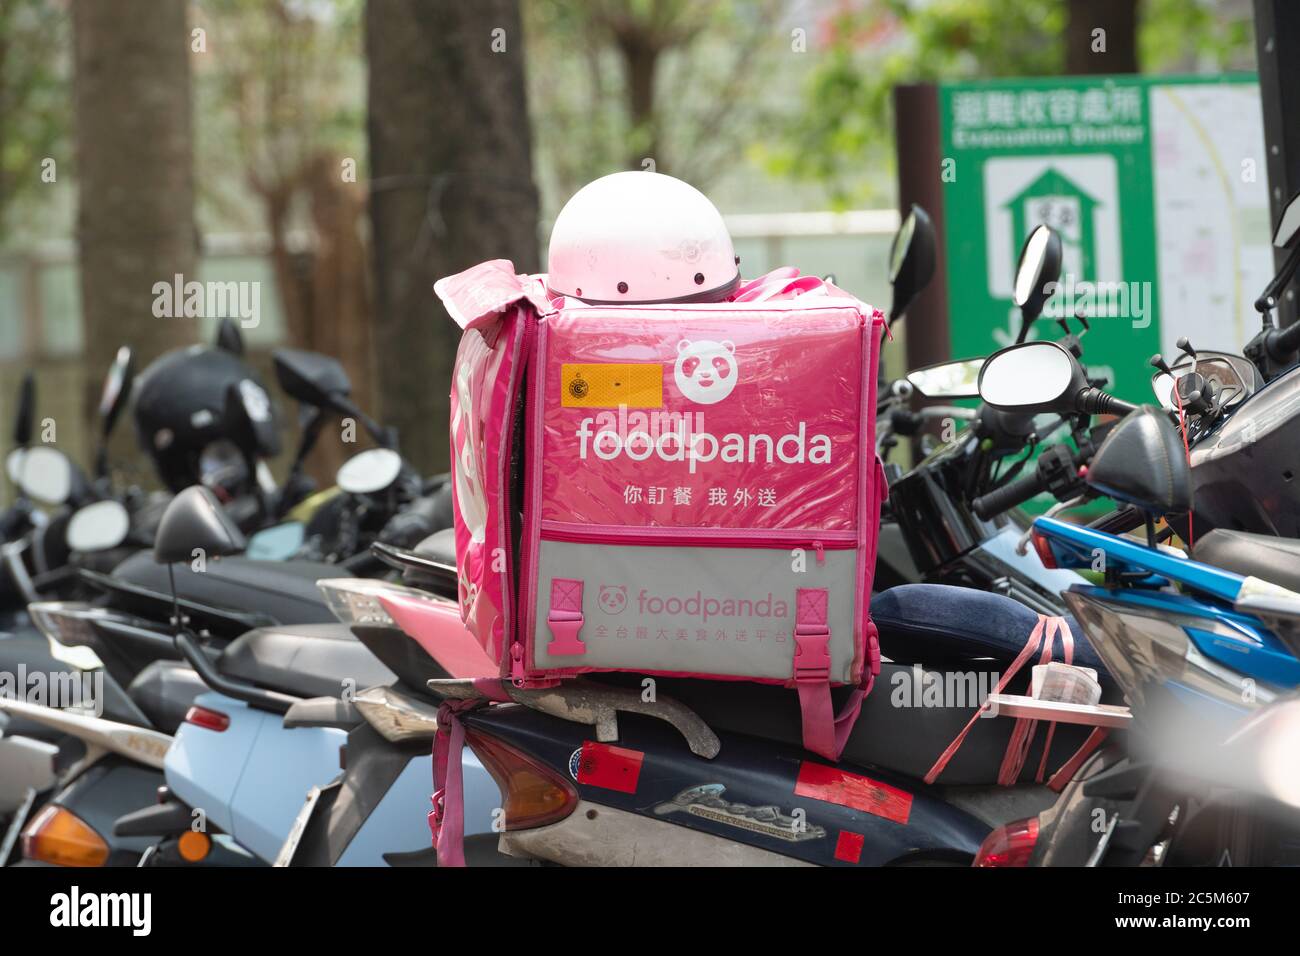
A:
[1253, 0, 1300, 330]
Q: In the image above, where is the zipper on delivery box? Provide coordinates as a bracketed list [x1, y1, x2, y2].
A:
[538, 520, 855, 561]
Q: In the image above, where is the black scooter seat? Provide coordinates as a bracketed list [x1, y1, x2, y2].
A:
[218, 623, 395, 700]
[1194, 529, 1300, 593]
[112, 551, 340, 626]
[591, 584, 1115, 786]
[415, 528, 457, 566]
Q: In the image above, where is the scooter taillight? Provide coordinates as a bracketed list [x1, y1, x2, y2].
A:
[1030, 529, 1058, 570]
[184, 705, 230, 732]
[465, 730, 578, 830]
[972, 816, 1040, 867]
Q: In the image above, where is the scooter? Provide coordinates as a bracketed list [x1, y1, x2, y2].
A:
[4, 346, 451, 865]
[961, 204, 1300, 865]
[101, 488, 497, 867]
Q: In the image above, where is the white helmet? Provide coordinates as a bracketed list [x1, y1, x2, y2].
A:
[547, 171, 740, 304]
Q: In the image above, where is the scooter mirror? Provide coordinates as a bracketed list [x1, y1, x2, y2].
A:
[97, 346, 134, 440]
[906, 357, 984, 399]
[887, 204, 936, 325]
[273, 347, 352, 411]
[153, 484, 246, 565]
[8, 445, 75, 505]
[336, 447, 403, 496]
[12, 371, 35, 448]
[1013, 225, 1063, 335]
[1274, 190, 1300, 249]
[978, 340, 1085, 414]
[66, 499, 131, 552]
[215, 317, 245, 355]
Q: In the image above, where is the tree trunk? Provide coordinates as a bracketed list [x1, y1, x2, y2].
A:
[1066, 0, 1140, 74]
[366, 0, 540, 474]
[305, 153, 374, 480]
[73, 0, 198, 467]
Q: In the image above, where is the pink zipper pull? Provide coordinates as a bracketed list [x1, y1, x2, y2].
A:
[812, 541, 826, 565]
[509, 642, 525, 682]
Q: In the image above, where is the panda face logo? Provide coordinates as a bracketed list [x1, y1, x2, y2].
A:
[598, 585, 628, 615]
[674, 339, 738, 405]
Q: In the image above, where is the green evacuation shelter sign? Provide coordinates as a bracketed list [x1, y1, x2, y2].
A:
[939, 75, 1272, 404]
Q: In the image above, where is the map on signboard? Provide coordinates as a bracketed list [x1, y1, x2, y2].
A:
[1148, 82, 1272, 355]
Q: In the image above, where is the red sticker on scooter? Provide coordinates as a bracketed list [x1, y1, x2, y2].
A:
[834, 830, 865, 864]
[795, 762, 912, 825]
[575, 741, 643, 794]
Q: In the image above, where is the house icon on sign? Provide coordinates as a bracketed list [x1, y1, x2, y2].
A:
[1002, 167, 1101, 284]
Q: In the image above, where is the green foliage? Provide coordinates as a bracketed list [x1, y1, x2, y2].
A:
[192, 0, 365, 227]
[0, 0, 71, 239]
[773, 0, 1256, 204]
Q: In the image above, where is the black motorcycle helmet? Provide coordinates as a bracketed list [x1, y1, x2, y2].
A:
[132, 343, 281, 493]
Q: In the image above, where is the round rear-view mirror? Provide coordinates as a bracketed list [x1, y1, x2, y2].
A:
[8, 446, 75, 505]
[66, 500, 131, 552]
[336, 448, 403, 496]
[978, 341, 1082, 412]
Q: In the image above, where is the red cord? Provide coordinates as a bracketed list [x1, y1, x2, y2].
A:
[1171, 385, 1194, 551]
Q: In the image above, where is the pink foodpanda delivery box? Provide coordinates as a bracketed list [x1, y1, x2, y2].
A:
[434, 180, 887, 762]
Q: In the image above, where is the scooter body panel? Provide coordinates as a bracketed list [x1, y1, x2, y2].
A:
[228, 711, 346, 862]
[166, 690, 347, 860]
[464, 704, 989, 866]
[165, 692, 258, 838]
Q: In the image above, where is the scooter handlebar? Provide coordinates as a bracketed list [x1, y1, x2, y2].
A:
[972, 470, 1046, 521]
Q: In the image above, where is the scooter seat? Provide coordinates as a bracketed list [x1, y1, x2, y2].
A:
[870, 583, 1111, 682]
[414, 528, 457, 566]
[112, 551, 339, 626]
[590, 584, 1116, 785]
[218, 623, 396, 700]
[1193, 529, 1300, 593]
[595, 662, 1106, 786]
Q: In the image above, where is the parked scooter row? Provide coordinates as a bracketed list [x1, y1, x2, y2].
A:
[12, 182, 1300, 869]
[968, 189, 1300, 868]
[0, 319, 461, 866]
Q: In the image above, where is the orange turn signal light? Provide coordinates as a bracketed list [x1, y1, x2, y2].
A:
[21, 805, 110, 867]
[177, 830, 211, 863]
[466, 730, 578, 830]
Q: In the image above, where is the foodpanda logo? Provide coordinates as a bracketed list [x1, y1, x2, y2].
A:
[674, 339, 737, 405]
[597, 585, 628, 615]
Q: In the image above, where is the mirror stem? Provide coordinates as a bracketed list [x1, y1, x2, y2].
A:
[167, 562, 182, 633]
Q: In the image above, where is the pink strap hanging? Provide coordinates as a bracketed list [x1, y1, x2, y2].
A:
[793, 589, 875, 761]
[428, 679, 511, 867]
[923, 615, 1085, 786]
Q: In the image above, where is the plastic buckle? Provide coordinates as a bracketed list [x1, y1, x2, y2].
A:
[793, 625, 831, 683]
[547, 612, 587, 656]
